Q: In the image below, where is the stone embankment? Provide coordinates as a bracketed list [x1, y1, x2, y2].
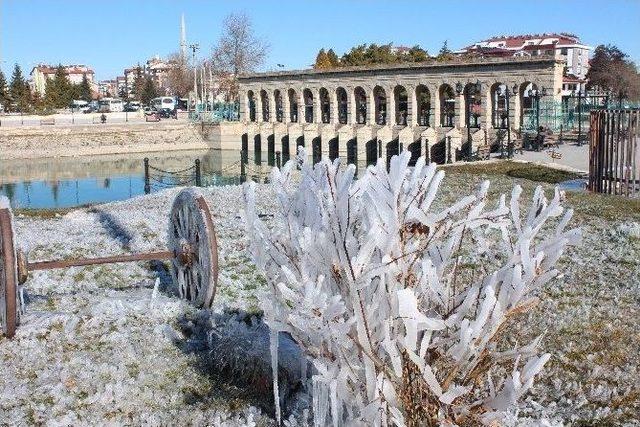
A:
[0, 122, 211, 160]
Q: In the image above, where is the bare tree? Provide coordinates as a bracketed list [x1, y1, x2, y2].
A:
[211, 13, 269, 101]
[166, 52, 194, 98]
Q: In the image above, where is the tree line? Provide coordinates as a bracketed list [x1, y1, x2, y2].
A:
[313, 41, 454, 69]
[0, 64, 93, 113]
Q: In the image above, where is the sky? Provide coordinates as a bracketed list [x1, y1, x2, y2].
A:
[1, 0, 639, 81]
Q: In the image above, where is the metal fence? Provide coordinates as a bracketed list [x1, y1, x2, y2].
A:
[588, 109, 640, 196]
[188, 103, 239, 123]
[523, 99, 640, 133]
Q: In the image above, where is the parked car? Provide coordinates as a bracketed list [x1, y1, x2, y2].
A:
[124, 102, 141, 112]
[71, 100, 91, 114]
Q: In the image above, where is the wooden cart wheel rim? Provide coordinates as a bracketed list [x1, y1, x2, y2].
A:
[168, 189, 219, 309]
[0, 208, 18, 338]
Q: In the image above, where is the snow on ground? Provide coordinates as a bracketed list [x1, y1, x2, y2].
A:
[1, 186, 278, 426]
[1, 170, 639, 426]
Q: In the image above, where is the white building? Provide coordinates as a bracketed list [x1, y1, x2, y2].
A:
[457, 33, 591, 97]
[30, 64, 96, 96]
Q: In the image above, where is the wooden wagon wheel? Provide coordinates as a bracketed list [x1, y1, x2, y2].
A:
[168, 189, 219, 309]
[0, 203, 19, 338]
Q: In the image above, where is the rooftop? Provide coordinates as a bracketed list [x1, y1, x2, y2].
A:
[461, 33, 587, 51]
[239, 55, 560, 80]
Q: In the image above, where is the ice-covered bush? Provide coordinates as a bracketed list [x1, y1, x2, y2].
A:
[242, 149, 580, 426]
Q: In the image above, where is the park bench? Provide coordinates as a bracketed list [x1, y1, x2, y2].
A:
[474, 144, 491, 160]
[40, 117, 55, 126]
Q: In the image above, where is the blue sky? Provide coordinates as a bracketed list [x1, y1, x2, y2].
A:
[1, 0, 639, 81]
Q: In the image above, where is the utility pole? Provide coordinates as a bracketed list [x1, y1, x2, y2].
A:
[189, 43, 199, 113]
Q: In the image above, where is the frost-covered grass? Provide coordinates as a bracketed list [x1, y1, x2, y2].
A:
[1, 161, 638, 425]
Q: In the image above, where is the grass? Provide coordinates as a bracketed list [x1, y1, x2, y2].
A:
[443, 160, 582, 184]
[567, 191, 640, 222]
[14, 207, 76, 219]
[442, 160, 640, 222]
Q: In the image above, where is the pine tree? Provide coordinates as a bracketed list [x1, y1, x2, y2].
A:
[326, 49, 340, 67]
[9, 64, 30, 112]
[131, 65, 145, 100]
[0, 70, 8, 105]
[314, 49, 332, 69]
[140, 76, 158, 105]
[437, 40, 454, 62]
[408, 45, 429, 62]
[79, 74, 92, 101]
[119, 86, 129, 102]
[45, 64, 73, 108]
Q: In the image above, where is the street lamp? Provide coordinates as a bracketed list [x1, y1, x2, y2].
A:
[496, 84, 518, 158]
[527, 86, 547, 130]
[189, 43, 200, 116]
[571, 88, 585, 146]
[456, 80, 482, 160]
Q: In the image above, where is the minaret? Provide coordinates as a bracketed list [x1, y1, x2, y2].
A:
[180, 13, 187, 59]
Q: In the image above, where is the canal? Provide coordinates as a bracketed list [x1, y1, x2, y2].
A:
[0, 150, 246, 210]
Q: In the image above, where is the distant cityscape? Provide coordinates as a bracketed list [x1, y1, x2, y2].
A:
[23, 28, 594, 105]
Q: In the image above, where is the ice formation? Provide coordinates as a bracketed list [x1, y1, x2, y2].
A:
[243, 148, 581, 426]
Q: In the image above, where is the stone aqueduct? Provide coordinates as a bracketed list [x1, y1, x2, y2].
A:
[237, 56, 564, 166]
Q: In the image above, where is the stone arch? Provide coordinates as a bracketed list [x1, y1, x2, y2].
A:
[288, 89, 298, 123]
[260, 89, 269, 122]
[354, 86, 367, 124]
[319, 87, 330, 124]
[393, 85, 408, 126]
[490, 83, 509, 129]
[519, 81, 538, 130]
[274, 89, 284, 122]
[247, 90, 256, 122]
[463, 82, 482, 128]
[374, 86, 387, 125]
[439, 84, 455, 127]
[415, 84, 431, 127]
[303, 88, 314, 123]
[336, 87, 348, 124]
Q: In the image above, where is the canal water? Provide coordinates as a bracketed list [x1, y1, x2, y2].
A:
[0, 150, 246, 210]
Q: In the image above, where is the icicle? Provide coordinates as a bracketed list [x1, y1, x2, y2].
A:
[270, 327, 281, 425]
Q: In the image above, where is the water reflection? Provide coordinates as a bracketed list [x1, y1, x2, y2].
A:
[0, 150, 242, 209]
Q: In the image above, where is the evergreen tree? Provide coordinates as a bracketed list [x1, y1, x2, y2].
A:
[341, 44, 368, 66]
[436, 40, 454, 62]
[131, 65, 145, 100]
[79, 74, 92, 101]
[119, 86, 129, 102]
[314, 49, 332, 69]
[9, 64, 30, 112]
[327, 49, 340, 67]
[45, 64, 74, 108]
[0, 69, 8, 106]
[140, 76, 158, 105]
[407, 45, 429, 62]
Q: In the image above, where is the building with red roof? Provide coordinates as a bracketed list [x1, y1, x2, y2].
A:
[457, 33, 592, 96]
[30, 64, 96, 97]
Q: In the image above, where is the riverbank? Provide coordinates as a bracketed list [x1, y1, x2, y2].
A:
[0, 122, 210, 160]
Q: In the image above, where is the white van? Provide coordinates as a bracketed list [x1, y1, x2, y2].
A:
[151, 96, 176, 111]
[98, 98, 124, 113]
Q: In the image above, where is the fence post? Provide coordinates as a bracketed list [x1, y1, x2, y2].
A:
[276, 151, 281, 169]
[195, 159, 202, 187]
[240, 150, 247, 183]
[424, 139, 430, 165]
[144, 158, 150, 194]
[446, 137, 452, 164]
